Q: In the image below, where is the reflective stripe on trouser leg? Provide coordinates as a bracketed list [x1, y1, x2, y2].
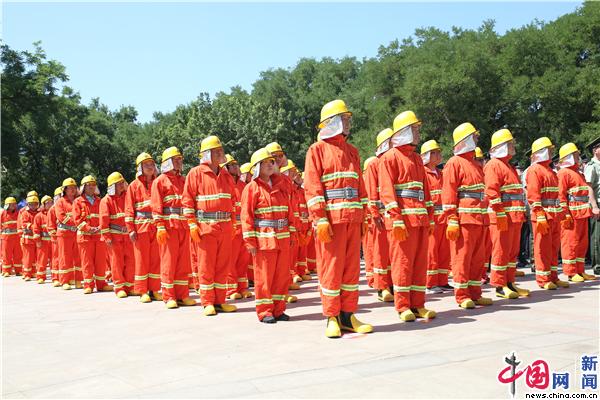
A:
[426, 223, 449, 288]
[36, 241, 51, 280]
[226, 234, 243, 296]
[561, 217, 588, 276]
[295, 244, 307, 276]
[159, 228, 192, 301]
[449, 224, 486, 304]
[133, 231, 161, 294]
[2, 236, 22, 274]
[490, 222, 522, 287]
[388, 225, 428, 312]
[110, 240, 134, 292]
[372, 224, 391, 290]
[21, 243, 37, 278]
[362, 224, 374, 287]
[315, 222, 361, 316]
[533, 219, 559, 285]
[198, 227, 231, 306]
[57, 235, 76, 285]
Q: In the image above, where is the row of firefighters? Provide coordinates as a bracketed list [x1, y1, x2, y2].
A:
[1, 100, 597, 338]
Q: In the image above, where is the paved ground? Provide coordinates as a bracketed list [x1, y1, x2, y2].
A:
[2, 267, 599, 399]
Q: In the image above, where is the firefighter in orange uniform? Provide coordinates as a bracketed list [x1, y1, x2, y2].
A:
[239, 162, 255, 285]
[362, 156, 376, 288]
[526, 137, 570, 290]
[2, 197, 22, 277]
[442, 123, 493, 308]
[484, 129, 530, 299]
[378, 112, 436, 321]
[32, 195, 53, 283]
[101, 172, 135, 298]
[182, 137, 237, 315]
[73, 176, 111, 294]
[47, 188, 62, 286]
[55, 178, 83, 289]
[304, 99, 373, 338]
[241, 148, 296, 323]
[421, 140, 452, 293]
[18, 194, 40, 281]
[557, 143, 596, 282]
[223, 154, 253, 300]
[125, 153, 162, 303]
[152, 146, 195, 309]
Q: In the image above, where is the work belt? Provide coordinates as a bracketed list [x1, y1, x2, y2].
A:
[109, 224, 127, 233]
[374, 201, 385, 210]
[501, 193, 525, 202]
[541, 199, 559, 207]
[136, 211, 152, 219]
[568, 195, 589, 202]
[162, 207, 183, 215]
[395, 189, 425, 202]
[22, 228, 33, 235]
[41, 232, 50, 238]
[458, 191, 484, 201]
[254, 218, 288, 229]
[2, 228, 17, 234]
[301, 212, 310, 218]
[57, 223, 77, 232]
[235, 215, 241, 221]
[434, 205, 443, 212]
[324, 187, 359, 200]
[195, 210, 231, 221]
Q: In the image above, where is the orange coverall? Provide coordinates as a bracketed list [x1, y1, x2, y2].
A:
[101, 192, 135, 293]
[424, 166, 450, 288]
[73, 194, 107, 291]
[151, 170, 191, 302]
[558, 165, 592, 277]
[18, 207, 38, 279]
[241, 174, 295, 320]
[304, 134, 368, 317]
[32, 209, 52, 281]
[226, 177, 251, 296]
[1, 208, 22, 275]
[442, 151, 489, 304]
[526, 161, 563, 286]
[379, 144, 433, 312]
[47, 205, 59, 282]
[55, 197, 82, 285]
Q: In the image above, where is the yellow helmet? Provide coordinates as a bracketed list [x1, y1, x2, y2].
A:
[559, 142, 579, 160]
[420, 139, 441, 155]
[26, 195, 39, 204]
[27, 190, 38, 198]
[107, 172, 125, 187]
[363, 156, 377, 171]
[318, 99, 352, 128]
[265, 142, 284, 155]
[4, 197, 17, 206]
[250, 148, 274, 168]
[491, 129, 514, 149]
[280, 159, 296, 174]
[453, 122, 479, 146]
[240, 162, 252, 174]
[220, 154, 237, 167]
[376, 128, 394, 147]
[474, 147, 484, 159]
[80, 175, 97, 186]
[200, 136, 222, 153]
[136, 152, 153, 166]
[54, 187, 62, 196]
[62, 177, 77, 188]
[531, 137, 554, 154]
[161, 146, 182, 162]
[41, 195, 52, 204]
[393, 111, 421, 133]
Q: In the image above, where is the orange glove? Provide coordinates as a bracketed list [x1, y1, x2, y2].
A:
[156, 228, 169, 245]
[316, 222, 333, 243]
[392, 222, 408, 242]
[535, 212, 550, 235]
[190, 226, 201, 243]
[446, 217, 460, 241]
[496, 213, 508, 232]
[561, 214, 574, 230]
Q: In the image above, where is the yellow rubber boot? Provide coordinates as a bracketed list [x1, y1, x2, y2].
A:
[293, 275, 303, 283]
[166, 300, 179, 309]
[555, 280, 570, 288]
[2, 272, 10, 277]
[52, 280, 60, 287]
[340, 312, 373, 333]
[116, 290, 128, 298]
[75, 281, 83, 289]
[475, 297, 493, 306]
[289, 283, 300, 290]
[301, 274, 312, 281]
[215, 303, 237, 313]
[582, 273, 597, 281]
[543, 282, 557, 290]
[496, 286, 518, 299]
[241, 290, 253, 298]
[229, 293, 242, 300]
[413, 307, 436, 319]
[37, 278, 45, 284]
[325, 317, 342, 338]
[203, 304, 216, 316]
[286, 295, 297, 303]
[569, 274, 585, 283]
[459, 299, 475, 309]
[508, 282, 530, 297]
[24, 276, 31, 281]
[83, 288, 93, 294]
[62, 283, 72, 290]
[178, 297, 196, 306]
[399, 309, 416, 321]
[140, 293, 152, 303]
[151, 292, 163, 301]
[101, 285, 114, 292]
[377, 288, 394, 302]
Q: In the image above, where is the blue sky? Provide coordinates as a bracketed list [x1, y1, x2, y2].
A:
[4, 1, 582, 122]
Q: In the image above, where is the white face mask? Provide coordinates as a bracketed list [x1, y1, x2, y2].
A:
[252, 162, 261, 180]
[199, 150, 212, 164]
[559, 154, 576, 169]
[421, 151, 431, 165]
[531, 148, 551, 164]
[319, 115, 344, 140]
[376, 139, 391, 156]
[390, 126, 414, 148]
[490, 142, 516, 159]
[454, 134, 477, 155]
[161, 158, 174, 173]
